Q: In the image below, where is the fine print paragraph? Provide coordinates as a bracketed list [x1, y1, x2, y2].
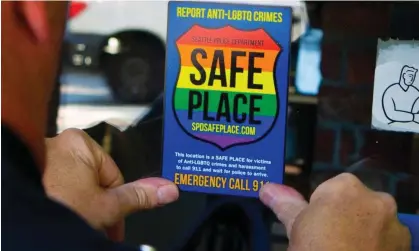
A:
[174, 151, 270, 178]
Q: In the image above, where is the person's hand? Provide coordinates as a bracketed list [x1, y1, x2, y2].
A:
[42, 129, 179, 241]
[260, 173, 411, 251]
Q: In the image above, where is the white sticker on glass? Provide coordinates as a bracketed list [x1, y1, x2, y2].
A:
[372, 39, 419, 133]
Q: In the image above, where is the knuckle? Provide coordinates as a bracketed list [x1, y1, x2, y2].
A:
[310, 173, 362, 202]
[375, 192, 397, 215]
[133, 186, 154, 210]
[58, 128, 89, 147]
[56, 129, 97, 166]
[60, 128, 86, 138]
[62, 128, 94, 148]
[310, 181, 338, 202]
[335, 173, 362, 187]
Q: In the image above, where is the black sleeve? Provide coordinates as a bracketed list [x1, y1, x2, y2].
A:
[2, 125, 138, 251]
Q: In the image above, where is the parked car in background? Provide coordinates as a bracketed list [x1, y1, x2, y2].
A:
[64, 0, 309, 104]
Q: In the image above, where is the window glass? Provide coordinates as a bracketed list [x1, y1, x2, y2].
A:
[52, 1, 418, 250]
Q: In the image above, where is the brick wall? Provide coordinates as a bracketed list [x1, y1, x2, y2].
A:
[312, 3, 415, 189]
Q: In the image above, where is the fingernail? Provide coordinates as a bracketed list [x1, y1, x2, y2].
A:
[157, 184, 179, 204]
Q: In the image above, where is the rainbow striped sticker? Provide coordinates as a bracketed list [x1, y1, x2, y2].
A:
[163, 1, 292, 197]
[173, 25, 280, 149]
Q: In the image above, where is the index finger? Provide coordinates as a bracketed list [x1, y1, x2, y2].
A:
[79, 129, 124, 188]
[260, 183, 308, 238]
[79, 131, 125, 241]
[98, 152, 124, 188]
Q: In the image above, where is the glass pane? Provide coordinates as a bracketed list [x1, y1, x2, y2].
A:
[53, 2, 418, 250]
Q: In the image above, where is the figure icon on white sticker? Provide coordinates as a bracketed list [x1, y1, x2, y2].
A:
[382, 65, 419, 125]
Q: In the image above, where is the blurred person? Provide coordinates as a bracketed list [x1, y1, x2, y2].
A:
[2, 2, 179, 250]
[1, 2, 413, 251]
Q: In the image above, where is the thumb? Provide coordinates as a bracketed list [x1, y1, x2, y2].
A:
[104, 177, 179, 221]
[259, 183, 308, 238]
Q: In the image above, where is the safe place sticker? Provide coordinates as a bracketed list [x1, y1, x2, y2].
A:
[162, 1, 292, 197]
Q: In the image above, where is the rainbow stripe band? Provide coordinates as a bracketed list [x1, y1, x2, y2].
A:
[173, 25, 279, 149]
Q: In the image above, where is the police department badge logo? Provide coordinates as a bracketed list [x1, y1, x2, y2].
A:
[172, 25, 280, 150]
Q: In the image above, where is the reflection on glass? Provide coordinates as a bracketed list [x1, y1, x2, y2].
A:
[295, 28, 323, 95]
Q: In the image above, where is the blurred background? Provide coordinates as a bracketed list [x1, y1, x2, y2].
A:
[48, 1, 419, 251]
